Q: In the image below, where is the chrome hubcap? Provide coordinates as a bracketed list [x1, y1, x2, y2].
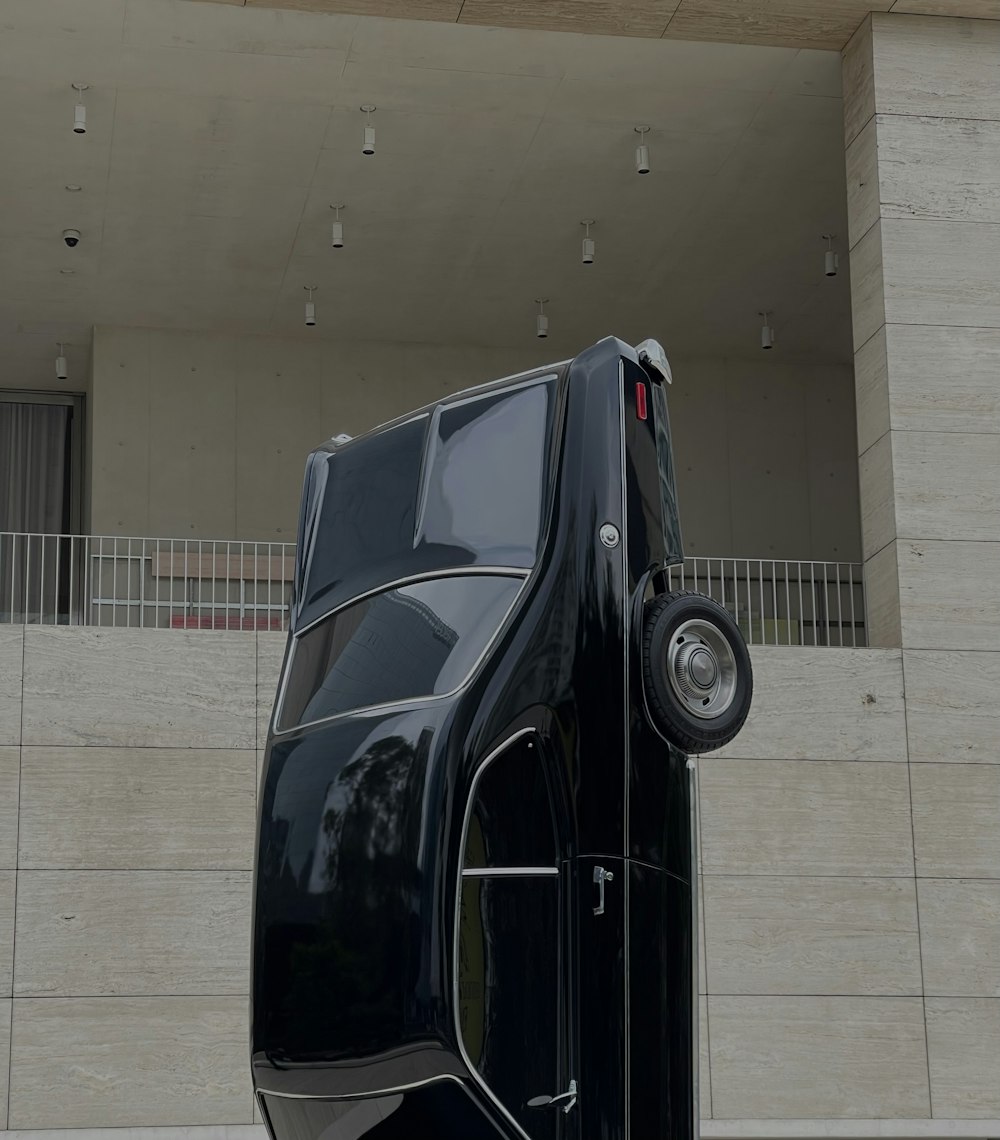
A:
[666, 618, 738, 720]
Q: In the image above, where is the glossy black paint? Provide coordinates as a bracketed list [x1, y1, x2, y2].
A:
[252, 337, 695, 1140]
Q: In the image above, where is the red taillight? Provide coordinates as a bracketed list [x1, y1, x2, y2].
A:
[635, 381, 648, 421]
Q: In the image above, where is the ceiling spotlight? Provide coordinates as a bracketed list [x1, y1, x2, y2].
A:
[759, 311, 774, 351]
[634, 126, 650, 175]
[304, 285, 318, 328]
[64, 184, 82, 192]
[361, 105, 376, 156]
[822, 234, 839, 277]
[580, 220, 596, 265]
[330, 204, 345, 248]
[535, 298, 549, 339]
[59, 268, 75, 275]
[71, 83, 89, 134]
[55, 343, 68, 381]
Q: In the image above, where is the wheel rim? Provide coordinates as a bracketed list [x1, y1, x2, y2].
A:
[665, 618, 738, 721]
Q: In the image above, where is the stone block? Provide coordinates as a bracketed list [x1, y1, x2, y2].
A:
[0, 749, 18, 871]
[925, 997, 1000, 1117]
[7, 996, 252, 1128]
[18, 747, 255, 870]
[893, 432, 1000, 543]
[0, 628, 21, 746]
[898, 540, 1000, 651]
[886, 324, 1000, 437]
[0, 872, 13, 998]
[919, 880, 1000, 998]
[22, 628, 255, 749]
[708, 995, 929, 1118]
[699, 759, 913, 876]
[911, 763, 1000, 878]
[703, 876, 921, 995]
[706, 647, 906, 762]
[257, 632, 286, 748]
[904, 649, 1000, 764]
[13, 870, 251, 996]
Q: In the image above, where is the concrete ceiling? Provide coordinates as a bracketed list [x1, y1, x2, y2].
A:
[0, 0, 853, 391]
[197, 0, 999, 50]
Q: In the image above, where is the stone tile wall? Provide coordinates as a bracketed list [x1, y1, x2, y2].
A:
[0, 631, 997, 1133]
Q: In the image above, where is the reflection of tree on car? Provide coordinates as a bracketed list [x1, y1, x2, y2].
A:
[252, 337, 753, 1140]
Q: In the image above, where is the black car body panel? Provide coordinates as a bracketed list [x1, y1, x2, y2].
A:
[253, 337, 696, 1140]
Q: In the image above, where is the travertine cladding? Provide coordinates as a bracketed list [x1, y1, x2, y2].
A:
[924, 999, 1000, 1118]
[840, 24, 1000, 1128]
[918, 881, 1000, 997]
[704, 646, 906, 761]
[0, 750, 18, 871]
[708, 995, 930, 1119]
[7, 996, 252, 1129]
[0, 630, 998, 1129]
[843, 12, 1000, 652]
[0, 1000, 9, 1129]
[13, 871, 252, 997]
[21, 628, 255, 749]
[703, 876, 921, 996]
[0, 629, 21, 747]
[18, 748, 256, 870]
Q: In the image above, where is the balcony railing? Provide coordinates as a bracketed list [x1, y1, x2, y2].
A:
[0, 532, 866, 647]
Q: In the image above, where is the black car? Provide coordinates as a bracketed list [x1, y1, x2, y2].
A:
[252, 336, 753, 1140]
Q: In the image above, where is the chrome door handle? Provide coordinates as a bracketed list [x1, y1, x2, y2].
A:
[528, 1079, 577, 1114]
[593, 865, 614, 915]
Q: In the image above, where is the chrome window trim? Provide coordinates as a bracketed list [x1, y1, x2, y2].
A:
[273, 567, 530, 737]
[255, 1072, 468, 1101]
[461, 866, 559, 878]
[452, 726, 543, 1140]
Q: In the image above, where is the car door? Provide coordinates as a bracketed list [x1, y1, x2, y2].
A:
[456, 731, 578, 1140]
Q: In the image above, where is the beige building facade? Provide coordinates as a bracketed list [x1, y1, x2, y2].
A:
[1, 1, 999, 1139]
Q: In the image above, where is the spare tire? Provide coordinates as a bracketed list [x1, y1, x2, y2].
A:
[641, 590, 753, 754]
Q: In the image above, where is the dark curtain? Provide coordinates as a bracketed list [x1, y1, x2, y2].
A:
[0, 401, 70, 533]
[0, 401, 73, 621]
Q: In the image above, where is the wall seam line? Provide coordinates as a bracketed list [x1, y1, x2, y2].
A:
[900, 648, 935, 1117]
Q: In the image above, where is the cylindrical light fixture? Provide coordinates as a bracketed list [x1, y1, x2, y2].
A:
[759, 311, 774, 350]
[634, 126, 650, 175]
[581, 219, 595, 265]
[55, 343, 68, 381]
[823, 234, 839, 277]
[304, 285, 318, 327]
[361, 105, 376, 155]
[330, 204, 345, 248]
[535, 298, 549, 339]
[72, 83, 89, 134]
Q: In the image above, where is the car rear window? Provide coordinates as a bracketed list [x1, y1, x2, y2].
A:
[277, 574, 522, 732]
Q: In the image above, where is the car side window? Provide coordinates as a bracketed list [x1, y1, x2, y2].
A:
[463, 735, 557, 869]
[277, 575, 521, 732]
[458, 735, 563, 1140]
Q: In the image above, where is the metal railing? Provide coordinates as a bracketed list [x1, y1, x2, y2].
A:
[665, 557, 866, 647]
[0, 533, 295, 631]
[0, 533, 866, 646]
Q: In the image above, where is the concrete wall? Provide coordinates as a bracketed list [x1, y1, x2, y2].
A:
[88, 325, 861, 563]
[1, 625, 997, 1137]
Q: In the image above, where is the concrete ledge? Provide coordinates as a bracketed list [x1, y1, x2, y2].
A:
[0, 1130, 267, 1140]
[702, 1122, 1000, 1139]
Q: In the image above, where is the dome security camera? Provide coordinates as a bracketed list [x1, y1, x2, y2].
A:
[62, 228, 81, 248]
